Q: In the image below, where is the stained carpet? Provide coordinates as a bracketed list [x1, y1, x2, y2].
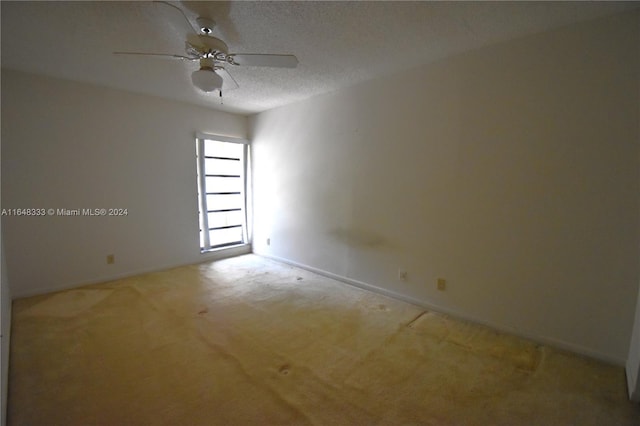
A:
[8, 254, 640, 425]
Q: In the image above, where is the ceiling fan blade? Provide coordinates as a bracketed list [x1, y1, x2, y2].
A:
[185, 42, 203, 58]
[228, 54, 298, 68]
[113, 52, 198, 61]
[153, 1, 198, 36]
[217, 68, 239, 91]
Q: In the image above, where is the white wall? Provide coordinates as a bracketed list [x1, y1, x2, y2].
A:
[1, 70, 249, 298]
[1, 82, 12, 424]
[627, 38, 640, 399]
[251, 11, 640, 364]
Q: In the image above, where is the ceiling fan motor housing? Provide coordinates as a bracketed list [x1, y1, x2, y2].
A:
[186, 33, 229, 57]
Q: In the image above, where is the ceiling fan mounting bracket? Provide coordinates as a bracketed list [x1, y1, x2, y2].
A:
[196, 17, 216, 35]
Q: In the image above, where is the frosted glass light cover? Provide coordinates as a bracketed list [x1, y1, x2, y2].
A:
[191, 69, 223, 92]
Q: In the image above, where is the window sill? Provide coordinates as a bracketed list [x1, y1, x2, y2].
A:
[200, 243, 251, 257]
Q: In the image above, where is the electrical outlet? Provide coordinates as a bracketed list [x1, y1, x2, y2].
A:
[398, 269, 408, 281]
[437, 278, 446, 291]
[107, 254, 115, 265]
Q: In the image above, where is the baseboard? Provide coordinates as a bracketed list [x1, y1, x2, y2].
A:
[14, 244, 252, 299]
[256, 251, 626, 367]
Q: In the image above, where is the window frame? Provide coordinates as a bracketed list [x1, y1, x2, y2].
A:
[195, 133, 250, 252]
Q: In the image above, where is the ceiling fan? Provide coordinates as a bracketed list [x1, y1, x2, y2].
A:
[114, 1, 298, 94]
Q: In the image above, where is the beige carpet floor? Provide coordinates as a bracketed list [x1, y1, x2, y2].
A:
[8, 254, 640, 425]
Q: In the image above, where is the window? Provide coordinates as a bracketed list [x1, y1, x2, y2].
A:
[196, 134, 250, 251]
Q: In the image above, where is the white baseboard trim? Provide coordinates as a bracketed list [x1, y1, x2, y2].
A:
[256, 251, 626, 367]
[14, 244, 252, 299]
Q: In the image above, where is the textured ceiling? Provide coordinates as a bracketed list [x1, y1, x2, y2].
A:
[2, 1, 638, 115]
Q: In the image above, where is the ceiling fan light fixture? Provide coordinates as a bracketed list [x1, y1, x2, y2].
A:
[191, 68, 223, 92]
